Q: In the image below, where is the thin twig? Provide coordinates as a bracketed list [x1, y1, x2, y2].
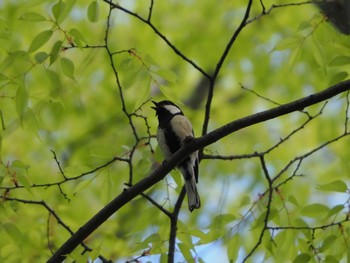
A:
[102, 0, 209, 78]
[51, 150, 67, 179]
[0, 156, 128, 191]
[242, 156, 273, 262]
[202, 0, 253, 137]
[246, 0, 323, 25]
[202, 102, 326, 161]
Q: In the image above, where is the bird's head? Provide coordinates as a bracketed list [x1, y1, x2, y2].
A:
[152, 100, 183, 116]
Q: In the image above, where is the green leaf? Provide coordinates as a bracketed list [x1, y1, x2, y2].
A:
[328, 71, 348, 86]
[120, 58, 140, 89]
[0, 72, 8, 81]
[292, 218, 310, 239]
[89, 244, 101, 261]
[60, 57, 75, 79]
[3, 223, 23, 243]
[178, 243, 193, 263]
[28, 30, 53, 53]
[17, 173, 31, 190]
[329, 56, 350, 66]
[34, 52, 49, 63]
[211, 213, 236, 226]
[45, 68, 62, 92]
[252, 210, 267, 229]
[0, 110, 5, 130]
[293, 253, 311, 263]
[324, 255, 340, 263]
[188, 229, 206, 240]
[87, 1, 99, 22]
[19, 12, 46, 22]
[273, 228, 296, 257]
[272, 37, 300, 51]
[298, 21, 312, 31]
[227, 234, 240, 262]
[68, 28, 86, 48]
[68, 248, 89, 262]
[312, 38, 325, 66]
[326, 204, 344, 218]
[52, 0, 66, 22]
[133, 75, 151, 111]
[301, 203, 330, 218]
[287, 195, 300, 206]
[317, 180, 348, 192]
[159, 84, 179, 101]
[170, 170, 183, 193]
[319, 234, 337, 252]
[16, 84, 28, 119]
[178, 232, 193, 250]
[73, 179, 93, 194]
[12, 160, 30, 170]
[154, 68, 178, 83]
[262, 230, 274, 256]
[23, 109, 40, 134]
[239, 195, 250, 207]
[289, 46, 302, 67]
[159, 253, 167, 263]
[50, 40, 63, 65]
[142, 233, 161, 243]
[177, 221, 193, 249]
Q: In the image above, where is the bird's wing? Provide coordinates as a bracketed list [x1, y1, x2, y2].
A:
[193, 152, 199, 182]
[171, 115, 194, 143]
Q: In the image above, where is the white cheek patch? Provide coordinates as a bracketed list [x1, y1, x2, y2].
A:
[164, 104, 182, 115]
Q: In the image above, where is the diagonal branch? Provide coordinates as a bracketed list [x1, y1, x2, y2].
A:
[48, 79, 350, 262]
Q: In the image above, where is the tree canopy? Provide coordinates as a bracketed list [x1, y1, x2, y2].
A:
[1, 0, 350, 262]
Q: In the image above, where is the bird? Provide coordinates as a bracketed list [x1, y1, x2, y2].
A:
[152, 100, 200, 212]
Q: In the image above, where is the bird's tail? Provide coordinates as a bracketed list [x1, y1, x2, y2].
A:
[181, 168, 200, 212]
[184, 178, 200, 212]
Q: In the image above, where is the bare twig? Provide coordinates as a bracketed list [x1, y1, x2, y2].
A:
[202, 0, 253, 137]
[0, 155, 128, 191]
[50, 150, 70, 199]
[242, 156, 273, 262]
[246, 0, 323, 25]
[202, 102, 326, 160]
[140, 192, 172, 217]
[102, 0, 210, 78]
[147, 0, 154, 22]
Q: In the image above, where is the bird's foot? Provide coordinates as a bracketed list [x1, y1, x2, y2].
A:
[183, 136, 194, 144]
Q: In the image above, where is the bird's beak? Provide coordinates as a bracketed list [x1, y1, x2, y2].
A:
[151, 101, 158, 110]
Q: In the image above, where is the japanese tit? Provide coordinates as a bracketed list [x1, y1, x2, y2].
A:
[152, 100, 200, 212]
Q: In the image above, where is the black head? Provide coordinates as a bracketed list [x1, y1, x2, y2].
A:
[152, 100, 183, 116]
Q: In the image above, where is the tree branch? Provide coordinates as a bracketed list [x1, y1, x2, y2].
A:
[242, 156, 273, 262]
[168, 186, 186, 263]
[48, 79, 350, 262]
[102, 0, 209, 78]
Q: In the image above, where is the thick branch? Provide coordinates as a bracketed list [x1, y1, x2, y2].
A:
[48, 79, 350, 262]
